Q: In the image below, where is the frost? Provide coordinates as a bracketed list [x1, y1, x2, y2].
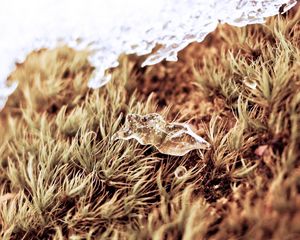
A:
[0, 0, 297, 110]
[113, 113, 210, 156]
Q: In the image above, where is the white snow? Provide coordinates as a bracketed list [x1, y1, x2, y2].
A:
[0, 0, 297, 110]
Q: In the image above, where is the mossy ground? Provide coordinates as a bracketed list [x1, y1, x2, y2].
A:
[0, 8, 300, 240]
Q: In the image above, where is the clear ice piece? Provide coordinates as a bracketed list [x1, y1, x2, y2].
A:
[113, 113, 210, 156]
[174, 166, 188, 179]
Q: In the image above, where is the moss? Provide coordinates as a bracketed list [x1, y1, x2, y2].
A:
[0, 8, 299, 240]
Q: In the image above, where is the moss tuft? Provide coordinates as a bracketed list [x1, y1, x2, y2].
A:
[0, 9, 300, 240]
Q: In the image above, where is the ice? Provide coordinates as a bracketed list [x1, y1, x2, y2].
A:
[0, 81, 18, 111]
[0, 0, 297, 110]
[113, 113, 210, 156]
[174, 166, 188, 179]
[243, 77, 257, 89]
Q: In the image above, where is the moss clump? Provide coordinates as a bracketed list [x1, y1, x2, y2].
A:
[0, 9, 300, 240]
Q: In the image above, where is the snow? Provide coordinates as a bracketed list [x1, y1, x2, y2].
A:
[0, 0, 297, 110]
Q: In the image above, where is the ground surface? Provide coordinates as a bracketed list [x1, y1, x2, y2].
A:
[0, 7, 300, 240]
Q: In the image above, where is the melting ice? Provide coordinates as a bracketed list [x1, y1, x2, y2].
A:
[0, 0, 297, 110]
[113, 113, 210, 156]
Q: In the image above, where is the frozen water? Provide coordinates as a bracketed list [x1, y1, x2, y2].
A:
[113, 113, 210, 156]
[0, 81, 18, 111]
[0, 0, 297, 110]
[174, 166, 188, 179]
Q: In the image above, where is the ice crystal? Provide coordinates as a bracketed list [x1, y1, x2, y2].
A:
[243, 77, 257, 89]
[0, 0, 297, 110]
[113, 113, 210, 156]
[174, 166, 188, 179]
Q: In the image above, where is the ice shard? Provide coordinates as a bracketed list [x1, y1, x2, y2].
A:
[113, 113, 210, 156]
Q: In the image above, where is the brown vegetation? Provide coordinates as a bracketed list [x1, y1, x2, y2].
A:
[0, 8, 299, 240]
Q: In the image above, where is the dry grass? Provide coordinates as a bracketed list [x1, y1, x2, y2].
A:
[0, 8, 300, 240]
